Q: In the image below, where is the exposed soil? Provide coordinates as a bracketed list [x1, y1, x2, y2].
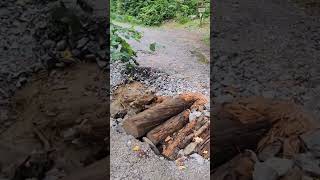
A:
[0, 63, 108, 179]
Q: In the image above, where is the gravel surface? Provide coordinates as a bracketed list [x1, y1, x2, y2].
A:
[110, 23, 210, 180]
[111, 62, 209, 97]
[110, 119, 210, 180]
[112, 22, 210, 97]
[212, 0, 320, 116]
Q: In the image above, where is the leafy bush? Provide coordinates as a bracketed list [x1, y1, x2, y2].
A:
[138, 0, 177, 26]
[111, 0, 209, 26]
[110, 23, 142, 69]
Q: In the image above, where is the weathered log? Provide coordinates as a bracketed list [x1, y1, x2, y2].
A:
[123, 95, 197, 138]
[162, 120, 197, 159]
[196, 133, 210, 159]
[179, 120, 210, 149]
[146, 110, 190, 145]
[60, 156, 109, 180]
[212, 104, 273, 169]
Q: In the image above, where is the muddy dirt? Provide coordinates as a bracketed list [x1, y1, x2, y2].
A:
[0, 63, 108, 179]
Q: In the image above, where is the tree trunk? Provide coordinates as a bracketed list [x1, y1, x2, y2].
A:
[162, 120, 197, 159]
[146, 110, 190, 145]
[123, 96, 195, 138]
[212, 109, 272, 169]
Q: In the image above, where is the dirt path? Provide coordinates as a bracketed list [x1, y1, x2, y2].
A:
[118, 23, 210, 93]
[213, 0, 320, 115]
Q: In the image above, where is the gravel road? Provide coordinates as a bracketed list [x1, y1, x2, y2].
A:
[113, 22, 210, 96]
[110, 23, 211, 180]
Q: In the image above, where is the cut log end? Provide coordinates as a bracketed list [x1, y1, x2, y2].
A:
[122, 120, 140, 138]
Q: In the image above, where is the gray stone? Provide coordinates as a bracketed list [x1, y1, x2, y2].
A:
[300, 130, 320, 157]
[77, 37, 89, 49]
[204, 103, 210, 110]
[194, 111, 202, 118]
[295, 153, 320, 176]
[204, 111, 210, 117]
[71, 49, 81, 57]
[42, 40, 56, 49]
[264, 157, 293, 176]
[183, 142, 197, 155]
[253, 162, 279, 180]
[189, 112, 197, 122]
[96, 59, 107, 68]
[258, 141, 282, 161]
[190, 153, 205, 165]
[56, 40, 67, 51]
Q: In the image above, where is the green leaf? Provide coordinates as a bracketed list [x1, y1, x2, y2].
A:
[149, 42, 156, 52]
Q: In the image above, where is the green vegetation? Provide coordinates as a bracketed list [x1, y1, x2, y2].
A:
[110, 23, 142, 69]
[110, 0, 210, 69]
[111, 0, 210, 26]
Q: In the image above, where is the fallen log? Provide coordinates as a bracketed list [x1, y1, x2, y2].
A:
[179, 120, 210, 149]
[146, 110, 190, 145]
[196, 133, 210, 159]
[212, 104, 272, 168]
[123, 94, 198, 138]
[162, 120, 197, 159]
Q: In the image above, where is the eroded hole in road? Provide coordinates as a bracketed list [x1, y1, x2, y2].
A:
[111, 82, 210, 161]
[0, 63, 108, 179]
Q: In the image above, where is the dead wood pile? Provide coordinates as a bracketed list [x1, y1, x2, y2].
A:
[112, 82, 210, 160]
[212, 97, 320, 179]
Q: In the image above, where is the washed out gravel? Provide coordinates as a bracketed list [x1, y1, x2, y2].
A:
[111, 62, 209, 97]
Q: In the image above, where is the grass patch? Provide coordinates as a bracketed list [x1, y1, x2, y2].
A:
[162, 18, 210, 31]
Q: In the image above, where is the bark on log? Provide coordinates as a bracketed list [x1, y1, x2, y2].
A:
[123, 95, 196, 138]
[212, 104, 272, 169]
[60, 156, 109, 180]
[179, 121, 210, 149]
[146, 110, 190, 145]
[196, 133, 210, 159]
[162, 120, 197, 159]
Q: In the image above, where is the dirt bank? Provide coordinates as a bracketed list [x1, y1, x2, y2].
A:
[0, 63, 108, 179]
